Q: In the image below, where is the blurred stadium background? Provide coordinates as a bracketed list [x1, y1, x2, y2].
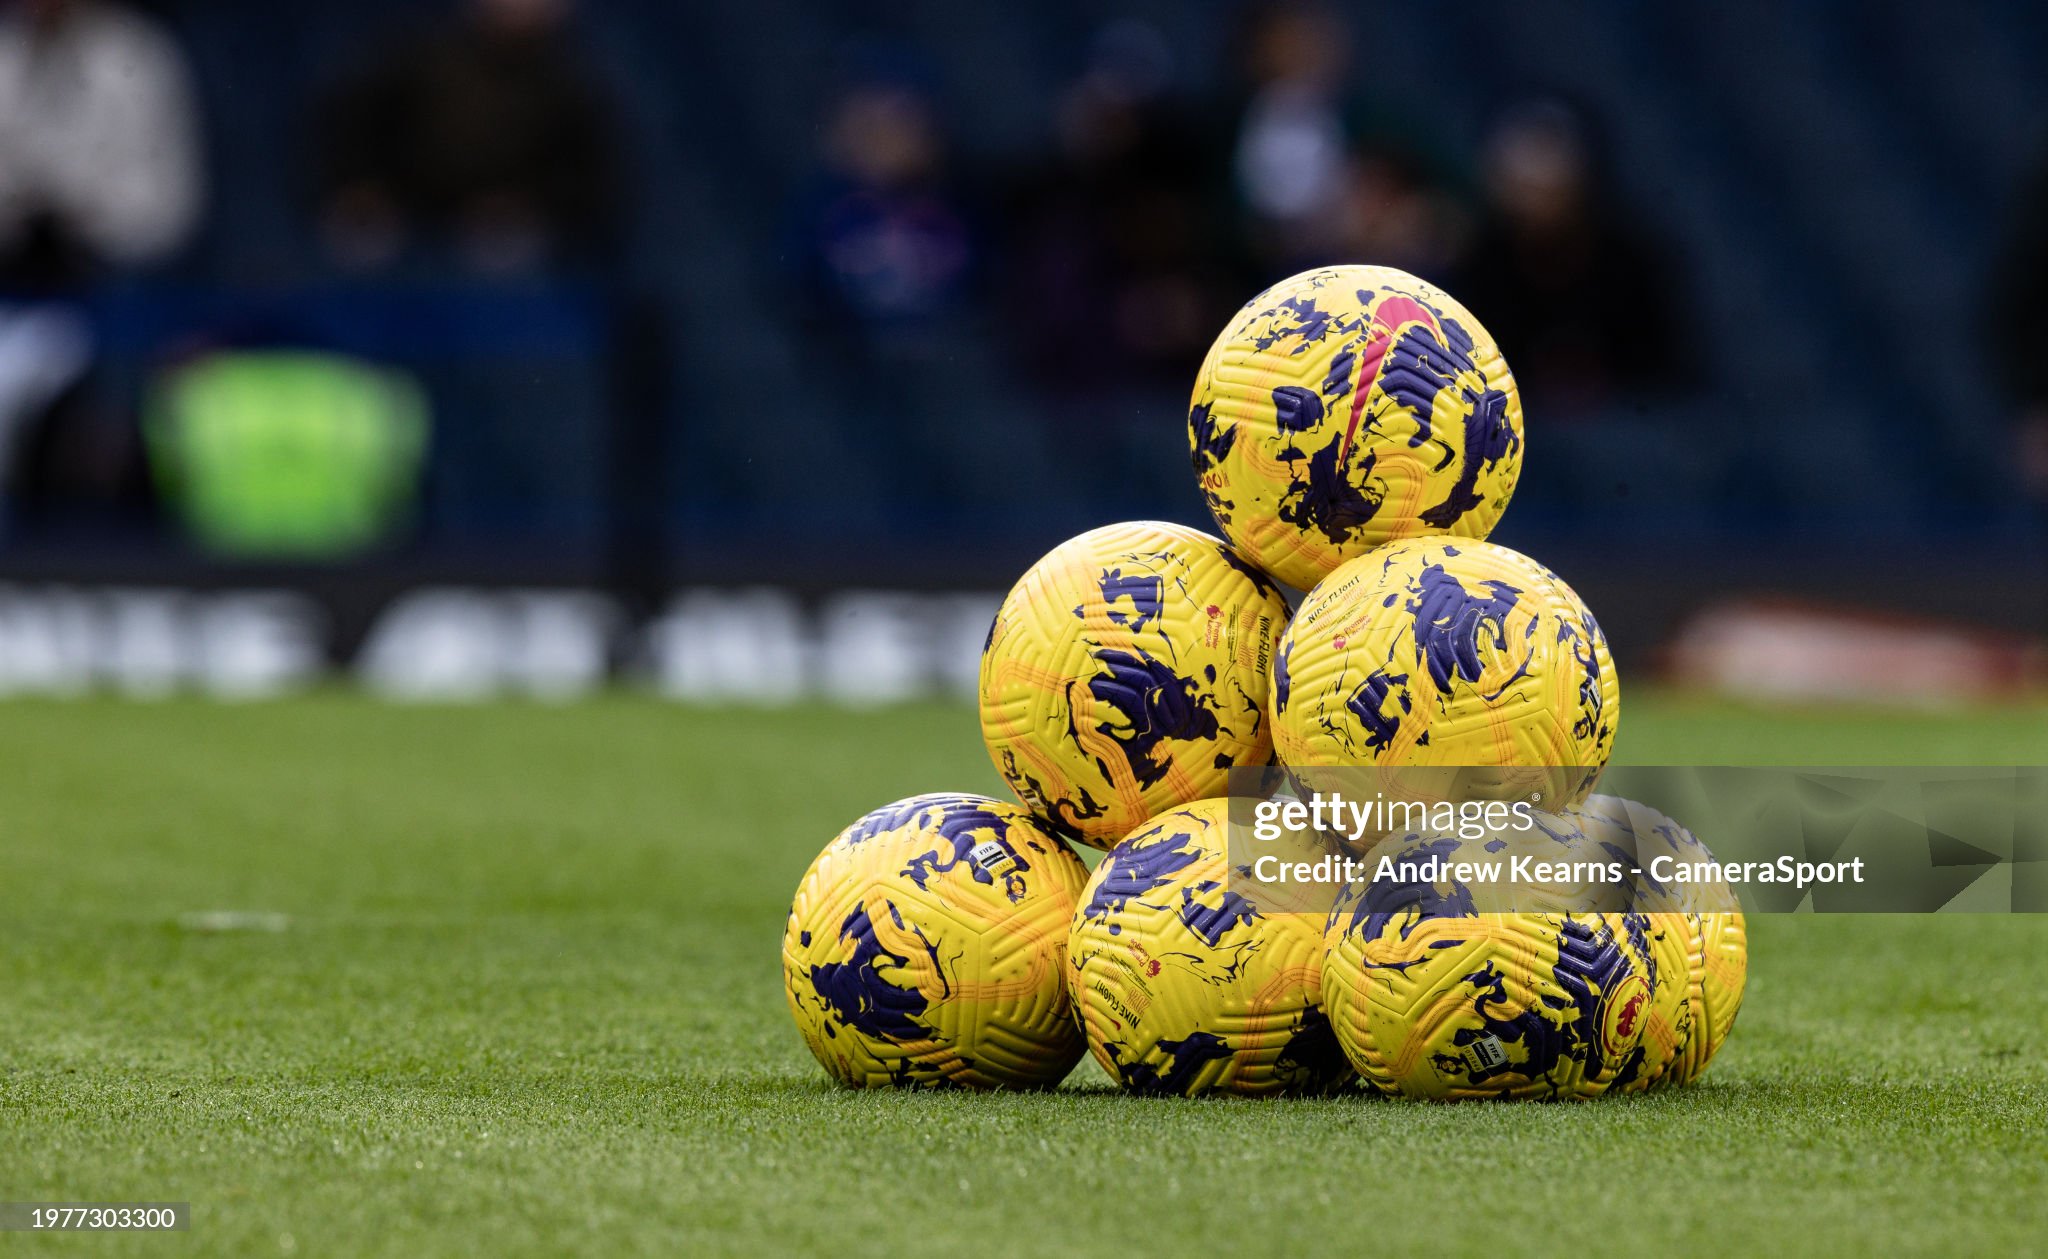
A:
[2, 0, 2046, 708]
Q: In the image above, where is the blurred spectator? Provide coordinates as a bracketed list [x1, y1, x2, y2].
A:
[0, 0, 204, 290]
[999, 21, 1234, 392]
[1454, 99, 1690, 418]
[789, 77, 975, 338]
[1330, 141, 1469, 284]
[1986, 151, 2048, 508]
[786, 61, 1071, 511]
[314, 0, 620, 276]
[0, 0, 203, 536]
[1226, 0, 1358, 276]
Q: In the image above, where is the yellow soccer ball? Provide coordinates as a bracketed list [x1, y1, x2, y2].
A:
[1571, 794, 1748, 1088]
[1672, 910, 1747, 1085]
[782, 794, 1089, 1089]
[980, 521, 1291, 847]
[1189, 265, 1523, 591]
[1272, 537, 1618, 808]
[1067, 799, 1354, 1096]
[1322, 824, 1690, 1100]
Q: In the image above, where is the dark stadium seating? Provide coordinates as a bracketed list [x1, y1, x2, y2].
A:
[65, 1, 2048, 577]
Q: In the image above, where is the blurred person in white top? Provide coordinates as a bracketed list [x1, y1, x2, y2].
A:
[0, 0, 203, 534]
[0, 0, 202, 287]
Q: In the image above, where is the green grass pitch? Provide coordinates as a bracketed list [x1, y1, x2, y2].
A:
[3, 694, 2045, 1256]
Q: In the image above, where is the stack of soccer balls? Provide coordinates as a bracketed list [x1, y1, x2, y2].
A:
[782, 265, 1746, 1099]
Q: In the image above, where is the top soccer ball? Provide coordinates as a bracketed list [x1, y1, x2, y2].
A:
[1188, 265, 1523, 591]
[980, 521, 1291, 847]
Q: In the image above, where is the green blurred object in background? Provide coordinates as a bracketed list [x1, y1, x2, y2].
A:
[145, 350, 428, 558]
